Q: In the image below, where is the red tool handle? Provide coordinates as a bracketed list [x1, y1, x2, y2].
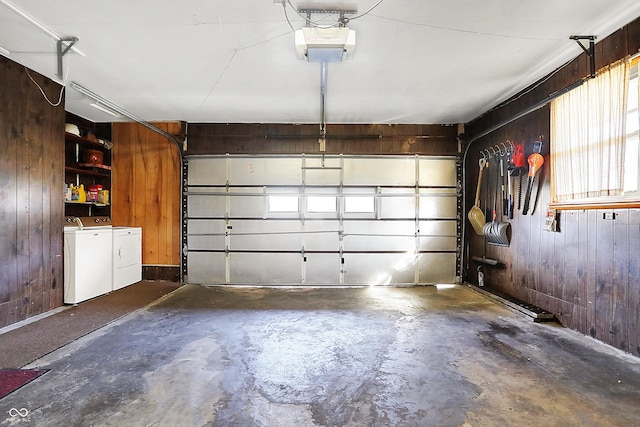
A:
[512, 143, 526, 168]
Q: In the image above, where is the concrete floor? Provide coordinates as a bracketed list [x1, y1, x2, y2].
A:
[1, 284, 639, 427]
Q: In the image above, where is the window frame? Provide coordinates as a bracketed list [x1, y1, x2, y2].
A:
[549, 55, 640, 210]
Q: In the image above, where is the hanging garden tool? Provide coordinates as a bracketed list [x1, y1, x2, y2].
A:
[511, 142, 527, 210]
[484, 155, 511, 246]
[506, 145, 515, 219]
[522, 152, 544, 215]
[500, 153, 507, 216]
[468, 158, 487, 235]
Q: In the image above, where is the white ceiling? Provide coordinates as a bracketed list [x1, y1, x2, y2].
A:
[1, 0, 639, 125]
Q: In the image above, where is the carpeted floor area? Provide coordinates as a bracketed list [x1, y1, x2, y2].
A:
[0, 369, 48, 399]
[0, 280, 182, 369]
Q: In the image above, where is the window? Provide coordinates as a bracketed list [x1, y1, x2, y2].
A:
[268, 195, 298, 212]
[623, 59, 640, 197]
[550, 57, 639, 208]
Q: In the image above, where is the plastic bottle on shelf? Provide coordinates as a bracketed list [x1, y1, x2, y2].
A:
[78, 184, 86, 202]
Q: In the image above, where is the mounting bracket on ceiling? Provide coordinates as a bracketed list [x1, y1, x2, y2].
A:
[570, 35, 596, 79]
[57, 37, 78, 78]
[298, 7, 357, 26]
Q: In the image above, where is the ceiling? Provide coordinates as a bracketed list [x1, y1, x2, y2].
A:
[1, 0, 639, 125]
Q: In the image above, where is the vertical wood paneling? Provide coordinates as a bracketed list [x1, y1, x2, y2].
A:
[628, 210, 640, 356]
[0, 57, 64, 329]
[465, 18, 640, 357]
[594, 212, 615, 346]
[586, 210, 598, 338]
[562, 211, 581, 331]
[612, 210, 629, 352]
[112, 122, 181, 266]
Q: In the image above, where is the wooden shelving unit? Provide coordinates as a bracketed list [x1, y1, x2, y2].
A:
[64, 131, 112, 218]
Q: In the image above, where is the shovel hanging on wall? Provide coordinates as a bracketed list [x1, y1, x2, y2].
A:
[468, 158, 487, 235]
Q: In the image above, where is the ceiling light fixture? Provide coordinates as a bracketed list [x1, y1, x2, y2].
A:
[89, 102, 122, 118]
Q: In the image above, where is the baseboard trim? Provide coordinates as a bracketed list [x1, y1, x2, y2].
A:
[143, 265, 180, 282]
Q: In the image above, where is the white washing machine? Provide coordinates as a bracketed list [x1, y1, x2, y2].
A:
[112, 227, 142, 290]
[64, 217, 113, 304]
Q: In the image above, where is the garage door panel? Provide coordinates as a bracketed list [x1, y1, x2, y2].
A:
[343, 254, 416, 285]
[188, 219, 226, 234]
[188, 193, 226, 217]
[228, 158, 302, 186]
[343, 221, 415, 252]
[188, 235, 225, 251]
[230, 253, 301, 284]
[304, 254, 340, 284]
[418, 236, 457, 252]
[379, 196, 416, 219]
[419, 191, 458, 218]
[188, 157, 226, 185]
[304, 221, 340, 251]
[418, 158, 457, 186]
[226, 187, 265, 218]
[230, 220, 301, 251]
[343, 158, 415, 186]
[187, 253, 226, 284]
[304, 157, 341, 185]
[185, 155, 459, 286]
[418, 253, 457, 284]
[419, 220, 457, 237]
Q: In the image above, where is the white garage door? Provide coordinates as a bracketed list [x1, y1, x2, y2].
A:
[184, 155, 460, 286]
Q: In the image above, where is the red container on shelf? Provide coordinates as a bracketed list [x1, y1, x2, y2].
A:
[87, 184, 103, 202]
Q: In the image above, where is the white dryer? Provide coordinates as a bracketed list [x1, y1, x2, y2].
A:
[112, 227, 142, 290]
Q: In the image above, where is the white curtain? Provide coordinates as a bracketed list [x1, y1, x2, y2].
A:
[550, 60, 629, 202]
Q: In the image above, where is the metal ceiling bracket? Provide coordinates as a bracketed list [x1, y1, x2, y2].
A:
[569, 35, 596, 79]
[298, 7, 357, 26]
[57, 36, 78, 78]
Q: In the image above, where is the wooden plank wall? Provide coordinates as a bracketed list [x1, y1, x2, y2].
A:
[111, 122, 182, 266]
[465, 17, 640, 357]
[0, 57, 65, 328]
[188, 123, 459, 155]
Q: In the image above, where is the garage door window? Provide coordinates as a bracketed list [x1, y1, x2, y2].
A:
[268, 195, 299, 212]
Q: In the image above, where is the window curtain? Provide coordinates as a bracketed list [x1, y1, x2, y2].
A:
[550, 60, 629, 202]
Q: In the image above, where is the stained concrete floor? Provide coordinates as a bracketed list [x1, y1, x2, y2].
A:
[1, 284, 640, 427]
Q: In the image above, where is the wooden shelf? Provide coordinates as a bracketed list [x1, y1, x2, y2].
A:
[65, 132, 110, 149]
[65, 166, 110, 178]
[65, 201, 110, 207]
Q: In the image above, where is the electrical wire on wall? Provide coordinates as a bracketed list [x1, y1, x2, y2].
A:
[24, 53, 71, 107]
